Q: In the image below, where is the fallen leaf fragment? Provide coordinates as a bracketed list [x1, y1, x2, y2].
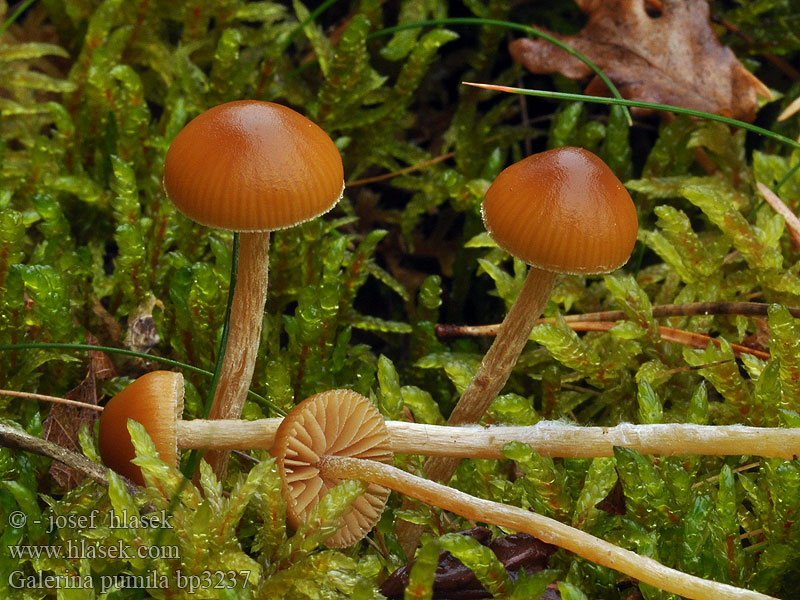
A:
[42, 335, 115, 489]
[595, 477, 626, 515]
[509, 0, 770, 122]
[380, 527, 556, 599]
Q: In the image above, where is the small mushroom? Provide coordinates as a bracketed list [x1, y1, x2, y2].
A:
[99, 371, 800, 486]
[269, 389, 774, 600]
[163, 100, 344, 481]
[422, 147, 638, 487]
[270, 389, 394, 547]
[98, 370, 183, 486]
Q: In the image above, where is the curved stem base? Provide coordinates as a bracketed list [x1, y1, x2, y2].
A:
[399, 266, 555, 554]
[321, 456, 775, 600]
[423, 267, 556, 482]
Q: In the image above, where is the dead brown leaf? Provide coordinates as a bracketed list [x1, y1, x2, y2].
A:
[380, 527, 556, 599]
[595, 477, 627, 515]
[509, 0, 771, 122]
[42, 335, 115, 489]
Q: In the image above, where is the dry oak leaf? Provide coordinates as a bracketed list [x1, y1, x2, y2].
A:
[509, 0, 771, 122]
[42, 335, 115, 489]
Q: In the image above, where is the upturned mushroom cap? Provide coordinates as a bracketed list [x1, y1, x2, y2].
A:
[163, 100, 344, 232]
[270, 389, 394, 548]
[99, 371, 184, 486]
[482, 147, 638, 275]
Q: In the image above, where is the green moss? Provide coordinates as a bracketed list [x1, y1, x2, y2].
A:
[3, 0, 800, 597]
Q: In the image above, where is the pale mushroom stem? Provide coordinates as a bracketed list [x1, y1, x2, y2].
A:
[439, 267, 557, 425]
[176, 418, 800, 459]
[319, 455, 776, 600]
[395, 266, 555, 552]
[204, 230, 270, 481]
[425, 267, 556, 479]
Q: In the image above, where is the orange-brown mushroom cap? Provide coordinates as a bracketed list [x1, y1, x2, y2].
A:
[270, 389, 393, 548]
[482, 147, 638, 274]
[163, 100, 344, 232]
[99, 371, 184, 486]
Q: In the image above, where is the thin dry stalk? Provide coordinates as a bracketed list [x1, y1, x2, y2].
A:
[435, 319, 770, 359]
[322, 456, 776, 600]
[346, 152, 455, 187]
[0, 423, 138, 495]
[757, 182, 800, 250]
[0, 389, 104, 411]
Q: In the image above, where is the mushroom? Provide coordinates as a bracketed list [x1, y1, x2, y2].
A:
[270, 389, 394, 547]
[421, 147, 638, 488]
[99, 371, 800, 486]
[269, 389, 775, 600]
[98, 370, 183, 486]
[163, 100, 344, 480]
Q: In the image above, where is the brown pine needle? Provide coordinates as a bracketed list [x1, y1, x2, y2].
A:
[562, 301, 800, 322]
[462, 81, 519, 94]
[571, 321, 768, 360]
[778, 95, 800, 121]
[435, 301, 778, 360]
[346, 152, 455, 187]
[0, 389, 104, 411]
[656, 359, 734, 378]
[715, 15, 800, 82]
[692, 461, 761, 490]
[436, 302, 798, 334]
